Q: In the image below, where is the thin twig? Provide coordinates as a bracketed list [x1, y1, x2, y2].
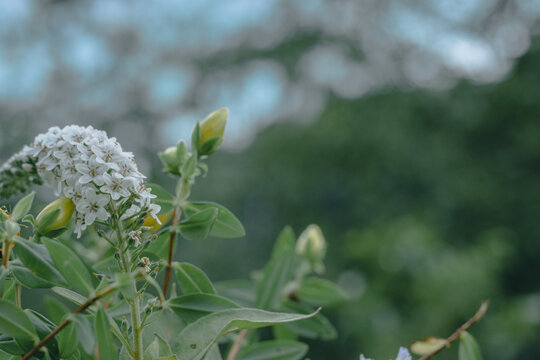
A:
[161, 208, 180, 297]
[418, 300, 490, 360]
[226, 329, 249, 360]
[21, 286, 117, 360]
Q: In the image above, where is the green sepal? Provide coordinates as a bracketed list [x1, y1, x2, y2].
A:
[197, 136, 222, 156]
[191, 122, 201, 152]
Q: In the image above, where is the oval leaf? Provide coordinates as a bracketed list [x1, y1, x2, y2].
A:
[13, 238, 67, 286]
[280, 302, 337, 340]
[177, 208, 218, 241]
[296, 278, 348, 307]
[175, 262, 216, 295]
[237, 340, 308, 360]
[256, 227, 296, 310]
[11, 192, 35, 221]
[183, 202, 245, 238]
[175, 308, 319, 360]
[95, 307, 116, 360]
[169, 294, 240, 323]
[459, 331, 483, 360]
[411, 337, 447, 355]
[0, 300, 38, 349]
[43, 238, 93, 296]
[10, 262, 54, 288]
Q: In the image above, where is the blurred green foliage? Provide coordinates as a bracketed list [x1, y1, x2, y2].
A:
[183, 41, 540, 359]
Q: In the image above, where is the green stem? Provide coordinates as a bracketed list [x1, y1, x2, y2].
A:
[161, 177, 189, 298]
[115, 218, 144, 360]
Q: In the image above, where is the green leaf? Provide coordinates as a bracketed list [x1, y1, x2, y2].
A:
[459, 331, 483, 360]
[0, 268, 9, 292]
[256, 227, 297, 310]
[43, 238, 94, 296]
[296, 278, 348, 307]
[236, 340, 308, 360]
[203, 345, 221, 360]
[144, 231, 171, 259]
[174, 308, 319, 360]
[51, 287, 88, 307]
[0, 300, 38, 349]
[11, 192, 34, 221]
[11, 262, 54, 288]
[44, 297, 79, 358]
[25, 310, 60, 357]
[214, 280, 256, 308]
[169, 294, 240, 323]
[280, 302, 337, 340]
[95, 307, 116, 360]
[13, 238, 67, 286]
[73, 314, 94, 355]
[144, 334, 173, 360]
[272, 325, 298, 341]
[177, 208, 218, 241]
[175, 262, 216, 295]
[0, 334, 25, 355]
[147, 183, 175, 215]
[0, 279, 17, 304]
[183, 202, 245, 238]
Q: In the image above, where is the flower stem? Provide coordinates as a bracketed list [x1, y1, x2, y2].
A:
[115, 218, 144, 360]
[161, 177, 188, 297]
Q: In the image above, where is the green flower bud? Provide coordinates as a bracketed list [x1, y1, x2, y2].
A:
[158, 146, 181, 175]
[296, 224, 327, 274]
[4, 219, 20, 238]
[36, 197, 75, 236]
[197, 107, 228, 156]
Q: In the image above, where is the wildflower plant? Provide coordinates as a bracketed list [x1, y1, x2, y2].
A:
[0, 109, 349, 360]
[0, 108, 489, 360]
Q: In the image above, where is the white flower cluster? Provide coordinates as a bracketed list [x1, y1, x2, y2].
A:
[360, 347, 411, 360]
[6, 125, 160, 237]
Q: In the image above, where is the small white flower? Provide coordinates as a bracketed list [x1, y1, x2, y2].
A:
[101, 173, 132, 200]
[1, 125, 161, 237]
[360, 355, 373, 360]
[76, 188, 110, 226]
[395, 348, 411, 360]
[76, 159, 109, 186]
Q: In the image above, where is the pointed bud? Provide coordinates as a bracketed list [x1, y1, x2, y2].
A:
[197, 107, 228, 156]
[296, 224, 327, 274]
[36, 197, 75, 236]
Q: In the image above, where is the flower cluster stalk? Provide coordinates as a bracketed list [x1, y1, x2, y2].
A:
[114, 217, 144, 360]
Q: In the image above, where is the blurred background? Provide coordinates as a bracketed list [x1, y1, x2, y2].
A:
[2, 0, 540, 359]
